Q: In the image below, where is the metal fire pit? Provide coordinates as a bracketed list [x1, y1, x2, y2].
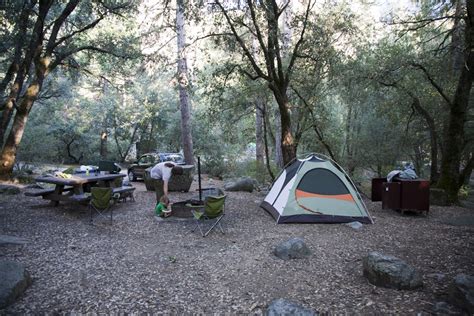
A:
[170, 201, 195, 218]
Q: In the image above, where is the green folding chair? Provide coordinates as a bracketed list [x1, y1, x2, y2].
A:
[89, 187, 115, 224]
[191, 195, 226, 237]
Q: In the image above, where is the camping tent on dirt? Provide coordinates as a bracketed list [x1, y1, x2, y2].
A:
[261, 154, 373, 224]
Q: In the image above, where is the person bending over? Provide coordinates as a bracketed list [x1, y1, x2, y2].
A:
[150, 161, 183, 202]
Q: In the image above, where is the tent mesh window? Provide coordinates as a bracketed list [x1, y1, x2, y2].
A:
[297, 168, 350, 195]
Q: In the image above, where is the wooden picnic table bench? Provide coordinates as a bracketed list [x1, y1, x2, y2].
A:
[112, 186, 136, 202]
[26, 173, 125, 206]
[24, 186, 73, 197]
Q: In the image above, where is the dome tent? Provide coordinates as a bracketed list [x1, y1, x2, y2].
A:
[261, 154, 373, 224]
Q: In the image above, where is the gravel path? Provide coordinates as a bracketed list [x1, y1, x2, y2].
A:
[1, 178, 473, 314]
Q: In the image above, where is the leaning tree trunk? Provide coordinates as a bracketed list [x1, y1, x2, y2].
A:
[0, 74, 45, 178]
[176, 0, 195, 166]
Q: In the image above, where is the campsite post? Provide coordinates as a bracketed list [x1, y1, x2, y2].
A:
[198, 156, 202, 201]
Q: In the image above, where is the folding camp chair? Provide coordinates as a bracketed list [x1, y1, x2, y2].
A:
[191, 195, 226, 237]
[89, 187, 115, 224]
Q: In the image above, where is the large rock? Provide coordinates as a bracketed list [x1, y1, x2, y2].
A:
[430, 188, 449, 206]
[274, 238, 311, 260]
[0, 184, 20, 195]
[362, 252, 423, 290]
[0, 260, 31, 308]
[224, 177, 255, 192]
[267, 298, 316, 316]
[448, 274, 474, 314]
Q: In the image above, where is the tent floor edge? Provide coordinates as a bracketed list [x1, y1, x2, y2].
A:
[277, 214, 373, 224]
[260, 201, 280, 221]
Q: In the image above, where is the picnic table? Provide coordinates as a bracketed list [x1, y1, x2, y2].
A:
[26, 173, 127, 206]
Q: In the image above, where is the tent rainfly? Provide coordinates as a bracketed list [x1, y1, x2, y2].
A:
[261, 154, 373, 224]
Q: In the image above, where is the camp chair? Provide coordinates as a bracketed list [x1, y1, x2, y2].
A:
[191, 195, 226, 237]
[89, 187, 115, 224]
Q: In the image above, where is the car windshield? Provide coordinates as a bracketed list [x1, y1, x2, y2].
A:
[161, 153, 185, 164]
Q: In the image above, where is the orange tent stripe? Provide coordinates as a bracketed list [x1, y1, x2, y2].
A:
[295, 189, 355, 202]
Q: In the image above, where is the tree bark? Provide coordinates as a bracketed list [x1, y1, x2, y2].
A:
[273, 105, 284, 168]
[437, 2, 473, 203]
[262, 102, 275, 181]
[100, 130, 108, 159]
[411, 97, 440, 183]
[255, 97, 265, 179]
[176, 0, 195, 166]
[0, 0, 45, 147]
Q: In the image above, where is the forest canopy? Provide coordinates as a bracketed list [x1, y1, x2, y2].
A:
[0, 0, 472, 203]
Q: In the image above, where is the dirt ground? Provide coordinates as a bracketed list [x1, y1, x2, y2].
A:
[0, 177, 473, 314]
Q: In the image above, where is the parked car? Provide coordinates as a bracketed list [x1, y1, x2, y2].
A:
[128, 152, 185, 181]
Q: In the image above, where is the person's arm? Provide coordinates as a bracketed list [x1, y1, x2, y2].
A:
[163, 180, 169, 197]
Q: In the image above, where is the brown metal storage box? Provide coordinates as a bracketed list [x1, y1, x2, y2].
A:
[382, 179, 430, 215]
[382, 182, 401, 210]
[399, 179, 430, 213]
[371, 178, 387, 201]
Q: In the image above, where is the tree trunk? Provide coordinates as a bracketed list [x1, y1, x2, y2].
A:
[345, 103, 355, 176]
[262, 102, 275, 181]
[273, 106, 284, 168]
[0, 1, 48, 147]
[437, 2, 473, 203]
[411, 97, 440, 183]
[255, 97, 265, 178]
[176, 0, 195, 166]
[100, 130, 108, 159]
[0, 77, 45, 178]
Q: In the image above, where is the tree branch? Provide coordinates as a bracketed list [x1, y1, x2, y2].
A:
[286, 0, 312, 84]
[215, 0, 269, 81]
[46, 0, 80, 55]
[410, 62, 453, 106]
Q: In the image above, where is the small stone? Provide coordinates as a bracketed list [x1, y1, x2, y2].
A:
[427, 273, 446, 281]
[267, 298, 316, 316]
[274, 238, 311, 260]
[362, 251, 423, 290]
[346, 221, 363, 230]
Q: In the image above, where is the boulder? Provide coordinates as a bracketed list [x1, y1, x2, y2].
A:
[274, 238, 311, 260]
[346, 221, 363, 230]
[224, 178, 255, 192]
[0, 184, 20, 195]
[430, 188, 449, 206]
[432, 302, 459, 315]
[267, 299, 316, 316]
[0, 260, 31, 308]
[448, 274, 474, 314]
[362, 252, 423, 290]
